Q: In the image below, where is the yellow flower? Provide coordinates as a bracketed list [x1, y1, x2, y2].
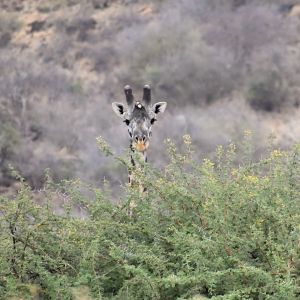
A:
[262, 176, 270, 183]
[231, 168, 238, 176]
[244, 129, 252, 137]
[255, 218, 264, 225]
[244, 175, 259, 184]
[203, 159, 215, 169]
[270, 149, 283, 159]
[248, 191, 256, 198]
[183, 134, 192, 146]
[155, 178, 164, 186]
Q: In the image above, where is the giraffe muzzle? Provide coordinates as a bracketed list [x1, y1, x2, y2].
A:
[133, 138, 149, 152]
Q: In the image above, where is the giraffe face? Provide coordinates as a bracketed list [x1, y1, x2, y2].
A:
[112, 85, 167, 152]
[127, 102, 152, 152]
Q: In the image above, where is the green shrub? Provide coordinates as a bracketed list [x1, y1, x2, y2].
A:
[0, 138, 299, 299]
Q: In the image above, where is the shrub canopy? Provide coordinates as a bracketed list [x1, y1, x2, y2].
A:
[0, 138, 299, 299]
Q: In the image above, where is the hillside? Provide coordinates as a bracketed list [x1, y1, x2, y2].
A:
[0, 0, 300, 191]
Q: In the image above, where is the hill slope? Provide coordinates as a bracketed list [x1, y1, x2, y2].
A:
[0, 0, 300, 190]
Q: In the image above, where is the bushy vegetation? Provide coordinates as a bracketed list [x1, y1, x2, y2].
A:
[1, 137, 299, 299]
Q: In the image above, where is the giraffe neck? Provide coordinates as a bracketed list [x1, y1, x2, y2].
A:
[129, 143, 147, 185]
[130, 144, 147, 165]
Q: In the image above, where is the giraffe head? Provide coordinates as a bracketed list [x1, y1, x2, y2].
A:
[112, 85, 167, 152]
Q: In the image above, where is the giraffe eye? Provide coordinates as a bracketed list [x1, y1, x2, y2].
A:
[124, 119, 130, 126]
[150, 118, 156, 125]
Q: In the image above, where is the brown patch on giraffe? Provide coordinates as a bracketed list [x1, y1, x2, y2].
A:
[132, 140, 149, 152]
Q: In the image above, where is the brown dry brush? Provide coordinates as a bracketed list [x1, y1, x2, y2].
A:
[0, 0, 300, 191]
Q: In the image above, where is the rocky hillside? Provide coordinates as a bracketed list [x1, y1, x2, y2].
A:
[0, 0, 300, 191]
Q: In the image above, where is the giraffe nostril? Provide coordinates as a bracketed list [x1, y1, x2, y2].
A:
[142, 136, 146, 142]
[135, 136, 139, 142]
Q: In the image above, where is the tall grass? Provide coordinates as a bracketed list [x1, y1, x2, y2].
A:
[0, 137, 299, 299]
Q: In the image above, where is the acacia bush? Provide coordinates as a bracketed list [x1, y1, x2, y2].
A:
[0, 138, 299, 299]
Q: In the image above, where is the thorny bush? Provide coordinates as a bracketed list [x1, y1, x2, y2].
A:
[0, 135, 299, 299]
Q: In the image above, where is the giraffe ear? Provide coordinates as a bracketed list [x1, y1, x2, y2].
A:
[112, 102, 126, 118]
[153, 102, 167, 115]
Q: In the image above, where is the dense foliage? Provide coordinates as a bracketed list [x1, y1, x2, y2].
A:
[0, 137, 299, 299]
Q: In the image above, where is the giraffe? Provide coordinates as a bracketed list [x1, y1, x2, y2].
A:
[112, 84, 167, 193]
